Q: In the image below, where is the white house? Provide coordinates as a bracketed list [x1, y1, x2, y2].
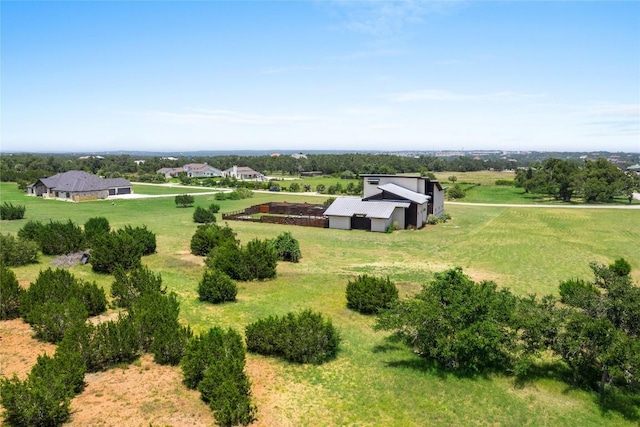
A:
[223, 166, 265, 181]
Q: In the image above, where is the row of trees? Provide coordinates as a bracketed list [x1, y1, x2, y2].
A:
[516, 158, 640, 202]
[375, 260, 640, 402]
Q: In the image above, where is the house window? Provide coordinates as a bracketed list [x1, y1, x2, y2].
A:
[367, 179, 380, 184]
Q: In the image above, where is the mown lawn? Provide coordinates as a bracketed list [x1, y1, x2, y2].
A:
[1, 181, 639, 426]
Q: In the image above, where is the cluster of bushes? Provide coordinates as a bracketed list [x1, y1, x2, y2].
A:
[446, 184, 466, 200]
[269, 231, 301, 263]
[426, 213, 452, 225]
[206, 238, 278, 281]
[0, 202, 25, 220]
[175, 193, 195, 207]
[0, 234, 39, 266]
[346, 275, 398, 315]
[0, 265, 22, 320]
[90, 224, 156, 273]
[245, 310, 340, 364]
[214, 188, 253, 200]
[190, 223, 238, 256]
[181, 327, 256, 426]
[18, 219, 86, 255]
[193, 203, 220, 224]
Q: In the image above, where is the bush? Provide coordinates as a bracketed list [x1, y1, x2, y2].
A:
[0, 202, 26, 220]
[39, 220, 86, 255]
[111, 265, 165, 308]
[89, 315, 141, 370]
[121, 225, 156, 255]
[17, 219, 45, 242]
[495, 179, 515, 186]
[181, 327, 255, 426]
[84, 217, 110, 246]
[243, 238, 278, 280]
[29, 298, 88, 343]
[245, 310, 340, 364]
[198, 268, 238, 303]
[190, 223, 238, 257]
[175, 194, 195, 207]
[0, 233, 39, 266]
[270, 232, 302, 263]
[206, 242, 251, 281]
[0, 265, 23, 319]
[193, 206, 217, 224]
[20, 268, 106, 323]
[346, 275, 399, 314]
[90, 230, 143, 273]
[447, 184, 466, 200]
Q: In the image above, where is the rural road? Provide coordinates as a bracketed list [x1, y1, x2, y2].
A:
[118, 183, 640, 209]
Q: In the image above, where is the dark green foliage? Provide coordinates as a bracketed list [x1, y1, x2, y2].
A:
[206, 242, 250, 281]
[193, 206, 216, 223]
[243, 238, 277, 280]
[270, 231, 302, 263]
[375, 267, 518, 374]
[446, 184, 466, 200]
[17, 219, 45, 242]
[193, 203, 220, 224]
[0, 202, 26, 220]
[20, 268, 106, 323]
[30, 351, 86, 396]
[346, 275, 398, 314]
[245, 310, 340, 364]
[190, 223, 238, 256]
[494, 179, 515, 186]
[121, 225, 156, 255]
[0, 265, 23, 319]
[84, 216, 110, 246]
[175, 193, 195, 207]
[609, 257, 632, 277]
[198, 268, 237, 303]
[89, 315, 141, 370]
[129, 290, 189, 365]
[29, 298, 88, 343]
[181, 327, 256, 426]
[89, 230, 143, 273]
[111, 265, 165, 308]
[38, 220, 86, 255]
[0, 233, 39, 266]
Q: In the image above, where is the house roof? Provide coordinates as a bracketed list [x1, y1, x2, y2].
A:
[323, 197, 410, 219]
[377, 183, 430, 204]
[33, 171, 131, 192]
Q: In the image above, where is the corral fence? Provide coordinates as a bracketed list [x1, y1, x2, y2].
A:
[222, 202, 329, 228]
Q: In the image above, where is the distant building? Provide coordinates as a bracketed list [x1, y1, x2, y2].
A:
[182, 163, 223, 178]
[323, 174, 445, 232]
[223, 165, 265, 181]
[27, 170, 132, 202]
[157, 167, 183, 178]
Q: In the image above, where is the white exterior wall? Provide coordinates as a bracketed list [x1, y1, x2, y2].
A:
[329, 216, 351, 230]
[416, 202, 428, 228]
[431, 188, 445, 217]
[371, 218, 390, 233]
[391, 207, 405, 229]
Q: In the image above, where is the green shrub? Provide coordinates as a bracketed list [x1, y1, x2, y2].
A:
[206, 242, 251, 281]
[193, 206, 216, 224]
[243, 238, 277, 280]
[0, 233, 39, 266]
[495, 179, 515, 186]
[90, 230, 144, 273]
[89, 315, 141, 370]
[270, 232, 302, 263]
[190, 223, 238, 256]
[29, 298, 88, 343]
[39, 220, 86, 255]
[17, 219, 45, 242]
[245, 310, 340, 364]
[0, 202, 26, 220]
[121, 225, 156, 255]
[111, 265, 165, 308]
[150, 323, 193, 366]
[447, 184, 466, 200]
[20, 268, 106, 323]
[346, 275, 399, 315]
[0, 265, 23, 319]
[84, 216, 110, 246]
[198, 268, 237, 304]
[181, 327, 255, 426]
[175, 194, 195, 207]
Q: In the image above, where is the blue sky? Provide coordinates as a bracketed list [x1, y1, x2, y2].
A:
[2, 1, 639, 153]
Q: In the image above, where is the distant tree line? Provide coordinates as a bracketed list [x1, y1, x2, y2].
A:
[516, 158, 640, 202]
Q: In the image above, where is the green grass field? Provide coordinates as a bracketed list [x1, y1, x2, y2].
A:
[1, 180, 639, 426]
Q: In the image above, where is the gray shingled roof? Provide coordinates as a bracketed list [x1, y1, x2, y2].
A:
[35, 171, 131, 192]
[377, 183, 430, 204]
[323, 197, 410, 219]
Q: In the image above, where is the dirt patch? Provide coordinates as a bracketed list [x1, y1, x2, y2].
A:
[0, 318, 56, 380]
[51, 251, 89, 268]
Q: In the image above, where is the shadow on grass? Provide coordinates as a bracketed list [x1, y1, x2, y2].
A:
[599, 388, 640, 421]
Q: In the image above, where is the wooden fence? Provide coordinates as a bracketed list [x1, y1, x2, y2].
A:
[222, 202, 328, 228]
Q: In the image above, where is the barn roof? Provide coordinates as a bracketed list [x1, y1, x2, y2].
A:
[323, 197, 410, 219]
[377, 183, 430, 204]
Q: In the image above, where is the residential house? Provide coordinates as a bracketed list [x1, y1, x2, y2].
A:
[27, 170, 132, 202]
[323, 174, 445, 232]
[157, 167, 183, 178]
[223, 165, 265, 181]
[182, 163, 224, 178]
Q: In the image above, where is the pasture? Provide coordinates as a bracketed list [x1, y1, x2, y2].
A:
[1, 180, 639, 426]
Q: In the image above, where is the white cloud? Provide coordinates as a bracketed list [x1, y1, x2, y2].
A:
[388, 89, 545, 102]
[135, 108, 318, 126]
